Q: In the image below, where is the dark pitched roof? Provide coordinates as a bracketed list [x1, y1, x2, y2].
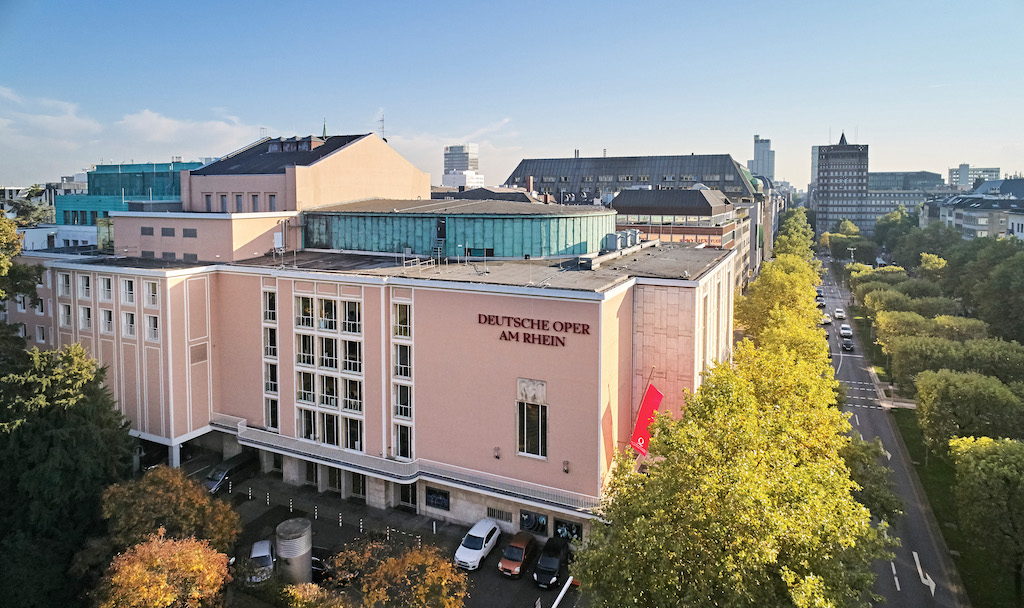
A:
[430, 186, 540, 203]
[609, 188, 733, 215]
[838, 132, 848, 145]
[973, 179, 1024, 198]
[192, 134, 369, 175]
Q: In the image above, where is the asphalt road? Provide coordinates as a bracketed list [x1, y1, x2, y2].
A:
[820, 263, 961, 607]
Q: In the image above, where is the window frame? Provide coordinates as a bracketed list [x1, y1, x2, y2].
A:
[517, 400, 548, 458]
[121, 279, 135, 305]
[122, 311, 136, 337]
[145, 315, 159, 341]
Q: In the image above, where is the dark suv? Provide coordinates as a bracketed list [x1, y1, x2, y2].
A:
[533, 537, 569, 589]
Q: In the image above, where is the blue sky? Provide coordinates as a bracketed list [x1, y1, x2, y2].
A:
[2, 0, 1022, 188]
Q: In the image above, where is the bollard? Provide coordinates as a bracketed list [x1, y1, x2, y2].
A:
[338, 513, 343, 528]
[417, 535, 421, 549]
[386, 527, 390, 541]
[360, 519, 363, 534]
[289, 498, 293, 513]
[432, 521, 436, 534]
[248, 487, 252, 501]
[228, 480, 232, 494]
[314, 505, 318, 520]
[266, 492, 270, 506]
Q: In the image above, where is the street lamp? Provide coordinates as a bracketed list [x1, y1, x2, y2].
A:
[847, 246, 856, 263]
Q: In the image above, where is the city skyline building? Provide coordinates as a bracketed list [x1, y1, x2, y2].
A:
[441, 144, 484, 188]
[810, 133, 869, 234]
[747, 135, 775, 182]
[949, 163, 1000, 190]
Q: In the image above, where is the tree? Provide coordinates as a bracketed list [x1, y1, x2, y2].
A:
[735, 254, 819, 340]
[885, 336, 965, 395]
[933, 316, 988, 341]
[832, 218, 860, 236]
[849, 265, 908, 289]
[281, 584, 352, 608]
[94, 528, 230, 608]
[908, 296, 960, 318]
[949, 437, 1024, 600]
[892, 223, 961, 270]
[323, 538, 391, 590]
[873, 205, 917, 252]
[893, 278, 942, 299]
[841, 433, 902, 522]
[916, 370, 1024, 455]
[962, 339, 1024, 386]
[863, 289, 912, 314]
[774, 207, 816, 262]
[5, 198, 55, 227]
[975, 251, 1024, 343]
[101, 466, 240, 554]
[918, 253, 946, 283]
[572, 340, 891, 608]
[360, 546, 469, 608]
[945, 237, 1024, 313]
[875, 311, 934, 344]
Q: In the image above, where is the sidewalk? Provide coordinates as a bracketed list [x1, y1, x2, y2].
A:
[226, 475, 466, 556]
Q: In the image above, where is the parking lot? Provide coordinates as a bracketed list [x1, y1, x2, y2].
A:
[225, 474, 583, 608]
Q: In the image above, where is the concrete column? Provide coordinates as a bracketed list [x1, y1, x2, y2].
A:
[222, 435, 243, 459]
[169, 443, 181, 468]
[366, 476, 388, 509]
[282, 456, 304, 486]
[317, 464, 330, 494]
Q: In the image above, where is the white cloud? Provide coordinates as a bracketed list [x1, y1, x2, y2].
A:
[386, 118, 520, 185]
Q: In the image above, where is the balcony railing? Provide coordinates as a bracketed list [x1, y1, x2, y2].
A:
[210, 413, 599, 513]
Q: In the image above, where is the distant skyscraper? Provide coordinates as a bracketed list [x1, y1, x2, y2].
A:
[442, 144, 484, 188]
[949, 163, 1000, 190]
[746, 135, 775, 181]
[812, 133, 869, 234]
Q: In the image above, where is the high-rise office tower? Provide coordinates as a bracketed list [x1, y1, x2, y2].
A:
[949, 164, 1000, 190]
[442, 144, 484, 188]
[747, 135, 775, 181]
[813, 133, 869, 234]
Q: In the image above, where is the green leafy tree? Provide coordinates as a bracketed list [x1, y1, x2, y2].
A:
[945, 237, 1024, 313]
[864, 289, 912, 314]
[909, 296, 960, 318]
[886, 336, 965, 395]
[735, 254, 819, 340]
[93, 528, 230, 608]
[918, 253, 947, 283]
[573, 340, 891, 608]
[841, 433, 902, 522]
[975, 251, 1024, 343]
[893, 278, 942, 299]
[873, 205, 917, 252]
[832, 218, 861, 236]
[916, 370, 1024, 455]
[933, 316, 988, 341]
[774, 207, 816, 261]
[849, 265, 908, 290]
[949, 437, 1024, 601]
[875, 311, 934, 344]
[962, 339, 1024, 386]
[101, 466, 240, 554]
[5, 198, 55, 227]
[360, 546, 469, 608]
[892, 223, 961, 270]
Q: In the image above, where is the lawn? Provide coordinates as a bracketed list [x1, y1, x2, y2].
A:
[891, 409, 1017, 607]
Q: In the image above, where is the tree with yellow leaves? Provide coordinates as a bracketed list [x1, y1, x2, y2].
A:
[360, 546, 468, 608]
[94, 528, 229, 608]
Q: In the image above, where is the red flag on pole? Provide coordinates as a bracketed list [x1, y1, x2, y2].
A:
[630, 384, 664, 456]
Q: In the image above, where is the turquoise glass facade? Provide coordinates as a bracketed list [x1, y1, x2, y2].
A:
[56, 162, 202, 225]
[304, 211, 617, 258]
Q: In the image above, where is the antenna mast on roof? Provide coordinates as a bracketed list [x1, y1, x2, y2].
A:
[378, 113, 385, 141]
[260, 127, 268, 138]
[322, 119, 327, 139]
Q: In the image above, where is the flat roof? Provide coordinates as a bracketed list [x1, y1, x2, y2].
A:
[229, 242, 728, 293]
[307, 198, 614, 217]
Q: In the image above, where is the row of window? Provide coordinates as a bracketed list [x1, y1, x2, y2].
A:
[8, 323, 47, 344]
[62, 210, 109, 226]
[58, 274, 158, 307]
[529, 173, 726, 184]
[57, 305, 159, 340]
[204, 193, 277, 213]
[140, 227, 198, 238]
[141, 251, 199, 263]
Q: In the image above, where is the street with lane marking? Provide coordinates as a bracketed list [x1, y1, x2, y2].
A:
[819, 261, 960, 607]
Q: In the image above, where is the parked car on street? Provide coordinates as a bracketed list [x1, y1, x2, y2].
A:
[839, 324, 853, 338]
[203, 450, 259, 494]
[834, 308, 846, 320]
[533, 537, 570, 589]
[842, 338, 855, 352]
[498, 531, 537, 578]
[821, 313, 832, 325]
[248, 539, 275, 584]
[454, 518, 501, 570]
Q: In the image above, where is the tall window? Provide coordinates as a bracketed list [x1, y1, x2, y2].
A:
[251, 194, 260, 212]
[320, 376, 338, 408]
[264, 363, 278, 393]
[263, 292, 277, 322]
[144, 281, 158, 307]
[343, 301, 361, 333]
[58, 273, 71, 297]
[394, 384, 412, 419]
[235, 194, 243, 213]
[59, 304, 71, 327]
[394, 344, 411, 378]
[268, 194, 276, 212]
[393, 303, 411, 338]
[296, 334, 315, 366]
[296, 296, 314, 328]
[265, 398, 279, 430]
[296, 371, 315, 403]
[343, 340, 361, 373]
[100, 277, 112, 301]
[298, 409, 316, 440]
[79, 306, 92, 330]
[220, 195, 227, 213]
[122, 279, 135, 304]
[263, 327, 277, 358]
[145, 315, 159, 341]
[343, 417, 362, 451]
[319, 337, 337, 369]
[318, 299, 337, 331]
[517, 401, 548, 457]
[79, 275, 91, 299]
[204, 194, 212, 212]
[15, 295, 25, 312]
[123, 312, 136, 337]
[344, 379, 362, 412]
[321, 413, 339, 446]
[101, 309, 113, 333]
[395, 424, 412, 460]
